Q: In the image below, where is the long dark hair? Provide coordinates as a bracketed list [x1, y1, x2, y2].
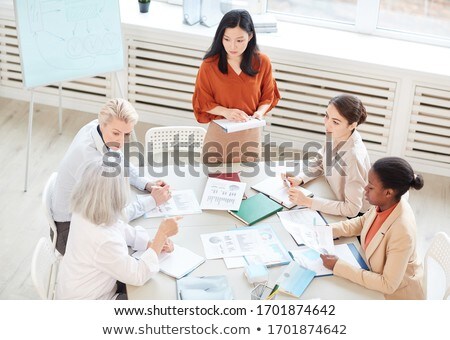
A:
[372, 157, 424, 200]
[204, 9, 259, 76]
[329, 94, 367, 126]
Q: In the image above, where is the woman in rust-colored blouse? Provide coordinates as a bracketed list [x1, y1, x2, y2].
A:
[193, 9, 280, 163]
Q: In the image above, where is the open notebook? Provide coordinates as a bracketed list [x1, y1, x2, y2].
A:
[133, 245, 205, 279]
[252, 177, 313, 209]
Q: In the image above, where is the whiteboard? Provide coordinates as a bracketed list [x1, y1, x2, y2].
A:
[14, 0, 124, 88]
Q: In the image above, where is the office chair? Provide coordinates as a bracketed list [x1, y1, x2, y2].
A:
[423, 232, 450, 300]
[31, 237, 61, 300]
[42, 172, 58, 249]
[145, 126, 206, 165]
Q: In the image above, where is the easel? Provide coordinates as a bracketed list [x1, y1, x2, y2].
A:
[23, 72, 125, 192]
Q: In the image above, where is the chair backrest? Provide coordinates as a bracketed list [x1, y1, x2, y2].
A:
[42, 172, 58, 247]
[31, 237, 60, 300]
[145, 126, 206, 164]
[424, 232, 450, 300]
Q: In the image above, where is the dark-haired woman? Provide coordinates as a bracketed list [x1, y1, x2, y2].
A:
[193, 9, 280, 163]
[321, 157, 425, 300]
[286, 94, 370, 217]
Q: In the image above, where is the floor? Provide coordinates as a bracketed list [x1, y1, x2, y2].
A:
[0, 97, 448, 299]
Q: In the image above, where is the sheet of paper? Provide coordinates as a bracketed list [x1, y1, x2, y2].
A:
[201, 225, 291, 266]
[200, 229, 261, 259]
[290, 243, 366, 277]
[278, 209, 327, 245]
[200, 177, 246, 210]
[142, 189, 201, 218]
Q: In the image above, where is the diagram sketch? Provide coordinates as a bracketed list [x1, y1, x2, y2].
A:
[14, 0, 124, 88]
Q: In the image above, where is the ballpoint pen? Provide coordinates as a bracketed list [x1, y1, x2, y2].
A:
[284, 178, 291, 188]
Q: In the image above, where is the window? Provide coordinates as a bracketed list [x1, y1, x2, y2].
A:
[267, 0, 357, 25]
[264, 0, 450, 47]
[378, 0, 450, 39]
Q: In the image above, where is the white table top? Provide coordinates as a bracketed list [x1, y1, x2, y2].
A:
[127, 162, 383, 300]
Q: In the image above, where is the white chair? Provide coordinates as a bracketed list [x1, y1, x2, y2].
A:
[42, 172, 58, 248]
[145, 126, 206, 165]
[31, 237, 61, 300]
[423, 232, 450, 300]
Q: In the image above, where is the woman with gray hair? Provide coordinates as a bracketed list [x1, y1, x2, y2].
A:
[51, 98, 171, 255]
[56, 160, 180, 300]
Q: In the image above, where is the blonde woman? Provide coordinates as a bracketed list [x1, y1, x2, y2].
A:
[52, 98, 171, 254]
[56, 160, 180, 300]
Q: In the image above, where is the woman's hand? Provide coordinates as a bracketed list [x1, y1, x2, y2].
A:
[320, 254, 339, 270]
[222, 108, 249, 122]
[150, 185, 171, 206]
[288, 187, 312, 207]
[281, 173, 303, 187]
[161, 238, 174, 253]
[158, 216, 181, 237]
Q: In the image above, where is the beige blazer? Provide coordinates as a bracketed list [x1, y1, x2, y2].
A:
[331, 199, 425, 300]
[298, 130, 371, 217]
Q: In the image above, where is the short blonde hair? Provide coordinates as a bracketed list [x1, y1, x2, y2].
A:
[71, 160, 129, 226]
[98, 98, 138, 126]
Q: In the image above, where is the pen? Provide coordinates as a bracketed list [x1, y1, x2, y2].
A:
[266, 284, 279, 300]
[284, 178, 291, 188]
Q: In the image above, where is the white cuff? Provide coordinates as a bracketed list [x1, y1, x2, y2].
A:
[132, 225, 150, 251]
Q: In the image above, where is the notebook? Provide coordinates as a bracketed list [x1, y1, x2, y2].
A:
[276, 261, 316, 298]
[252, 177, 313, 209]
[176, 275, 233, 300]
[228, 193, 283, 226]
[133, 245, 205, 279]
[213, 117, 266, 133]
[289, 243, 369, 277]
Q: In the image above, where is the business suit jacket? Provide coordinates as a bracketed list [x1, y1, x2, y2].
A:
[331, 198, 425, 300]
[298, 130, 371, 217]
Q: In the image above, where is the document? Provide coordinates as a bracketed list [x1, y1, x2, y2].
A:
[201, 225, 291, 267]
[213, 117, 266, 133]
[281, 220, 334, 255]
[252, 177, 313, 209]
[142, 190, 201, 218]
[200, 177, 246, 210]
[133, 244, 205, 279]
[290, 243, 369, 277]
[278, 209, 327, 245]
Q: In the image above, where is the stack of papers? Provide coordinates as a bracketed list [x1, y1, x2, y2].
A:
[252, 14, 278, 33]
[213, 117, 266, 133]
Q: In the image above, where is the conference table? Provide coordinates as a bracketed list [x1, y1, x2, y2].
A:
[127, 161, 383, 300]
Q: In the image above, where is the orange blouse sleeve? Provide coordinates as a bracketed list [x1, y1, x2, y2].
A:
[258, 53, 280, 114]
[192, 60, 221, 123]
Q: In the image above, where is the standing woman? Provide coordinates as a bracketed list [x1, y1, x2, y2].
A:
[193, 9, 280, 163]
[286, 94, 370, 217]
[321, 157, 425, 300]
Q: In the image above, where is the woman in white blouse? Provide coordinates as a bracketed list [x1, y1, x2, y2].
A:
[285, 94, 371, 217]
[56, 160, 179, 300]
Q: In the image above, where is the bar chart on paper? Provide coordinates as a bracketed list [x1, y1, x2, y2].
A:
[200, 178, 246, 210]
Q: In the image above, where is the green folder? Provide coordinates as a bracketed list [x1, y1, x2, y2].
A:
[229, 193, 283, 226]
